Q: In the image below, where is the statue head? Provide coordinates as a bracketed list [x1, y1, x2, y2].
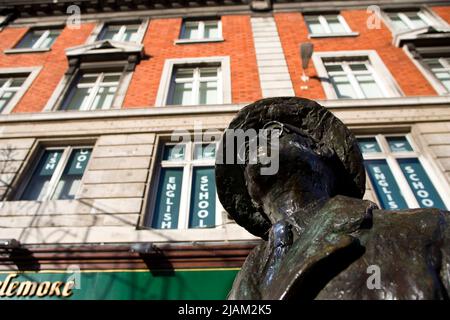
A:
[215, 97, 366, 239]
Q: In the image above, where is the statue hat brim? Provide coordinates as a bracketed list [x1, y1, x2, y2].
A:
[215, 97, 366, 239]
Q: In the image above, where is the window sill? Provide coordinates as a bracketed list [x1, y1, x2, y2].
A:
[4, 48, 51, 54]
[174, 38, 224, 45]
[308, 32, 359, 39]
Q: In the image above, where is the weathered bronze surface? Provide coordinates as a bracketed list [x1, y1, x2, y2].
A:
[215, 97, 450, 300]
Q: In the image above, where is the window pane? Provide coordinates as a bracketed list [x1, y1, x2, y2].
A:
[356, 74, 383, 98]
[397, 158, 447, 210]
[102, 74, 121, 83]
[358, 138, 381, 154]
[21, 150, 63, 200]
[162, 144, 185, 161]
[389, 15, 409, 31]
[386, 136, 413, 152]
[204, 23, 219, 38]
[189, 167, 216, 228]
[200, 68, 218, 78]
[38, 31, 59, 49]
[78, 74, 98, 84]
[326, 16, 346, 33]
[100, 29, 117, 41]
[407, 13, 427, 28]
[0, 92, 15, 112]
[63, 87, 91, 110]
[15, 31, 40, 49]
[91, 86, 117, 110]
[123, 26, 140, 42]
[325, 64, 344, 72]
[331, 75, 357, 98]
[152, 168, 183, 229]
[306, 17, 324, 34]
[199, 81, 217, 105]
[194, 144, 216, 160]
[365, 159, 408, 210]
[175, 69, 194, 79]
[52, 149, 92, 200]
[349, 64, 367, 71]
[10, 77, 27, 88]
[171, 82, 192, 105]
[182, 23, 199, 39]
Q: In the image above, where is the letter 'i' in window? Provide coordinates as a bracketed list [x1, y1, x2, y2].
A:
[358, 135, 448, 210]
[19, 147, 92, 201]
[149, 141, 220, 229]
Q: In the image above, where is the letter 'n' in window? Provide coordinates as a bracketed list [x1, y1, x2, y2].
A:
[147, 140, 221, 229]
[358, 134, 448, 210]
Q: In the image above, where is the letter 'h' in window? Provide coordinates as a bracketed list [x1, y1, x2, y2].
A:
[148, 141, 220, 229]
[358, 135, 448, 210]
[18, 146, 92, 201]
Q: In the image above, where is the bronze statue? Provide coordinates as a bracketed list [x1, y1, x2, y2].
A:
[215, 97, 450, 300]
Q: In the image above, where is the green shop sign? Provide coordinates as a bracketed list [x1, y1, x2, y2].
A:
[0, 269, 238, 300]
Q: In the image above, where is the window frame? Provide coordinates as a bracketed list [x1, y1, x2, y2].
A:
[359, 133, 450, 210]
[15, 145, 93, 201]
[167, 65, 223, 106]
[155, 56, 231, 107]
[403, 45, 450, 96]
[0, 67, 42, 114]
[60, 71, 124, 111]
[304, 13, 359, 38]
[4, 25, 63, 54]
[381, 7, 449, 35]
[176, 18, 223, 44]
[144, 138, 223, 230]
[44, 61, 134, 112]
[86, 19, 149, 44]
[312, 50, 403, 100]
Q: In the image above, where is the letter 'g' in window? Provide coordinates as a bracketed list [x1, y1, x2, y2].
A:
[148, 141, 220, 229]
[358, 135, 448, 210]
[19, 146, 92, 201]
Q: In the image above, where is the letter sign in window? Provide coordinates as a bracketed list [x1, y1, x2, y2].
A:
[365, 159, 408, 210]
[189, 167, 216, 228]
[152, 168, 183, 229]
[397, 158, 447, 210]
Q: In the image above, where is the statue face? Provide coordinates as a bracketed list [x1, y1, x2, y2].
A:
[242, 123, 337, 221]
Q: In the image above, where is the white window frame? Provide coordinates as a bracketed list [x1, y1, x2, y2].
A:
[155, 56, 231, 107]
[146, 140, 223, 230]
[168, 66, 222, 106]
[15, 145, 92, 201]
[312, 50, 403, 99]
[4, 26, 62, 54]
[403, 46, 450, 96]
[176, 19, 223, 44]
[304, 14, 359, 38]
[0, 67, 42, 114]
[44, 62, 133, 112]
[359, 134, 450, 210]
[61, 71, 123, 111]
[86, 19, 149, 44]
[381, 7, 449, 35]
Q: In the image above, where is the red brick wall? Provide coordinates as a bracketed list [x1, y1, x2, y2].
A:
[123, 15, 261, 108]
[432, 6, 450, 24]
[274, 11, 438, 100]
[0, 24, 95, 113]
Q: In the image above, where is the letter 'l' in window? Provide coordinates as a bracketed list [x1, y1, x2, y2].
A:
[358, 135, 448, 210]
[148, 141, 220, 229]
[19, 146, 92, 201]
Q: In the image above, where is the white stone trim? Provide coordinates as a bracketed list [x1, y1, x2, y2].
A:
[0, 66, 42, 114]
[251, 16, 295, 98]
[403, 45, 450, 96]
[4, 48, 51, 54]
[155, 56, 231, 107]
[312, 50, 404, 99]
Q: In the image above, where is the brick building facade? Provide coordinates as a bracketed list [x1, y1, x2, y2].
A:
[0, 0, 449, 299]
